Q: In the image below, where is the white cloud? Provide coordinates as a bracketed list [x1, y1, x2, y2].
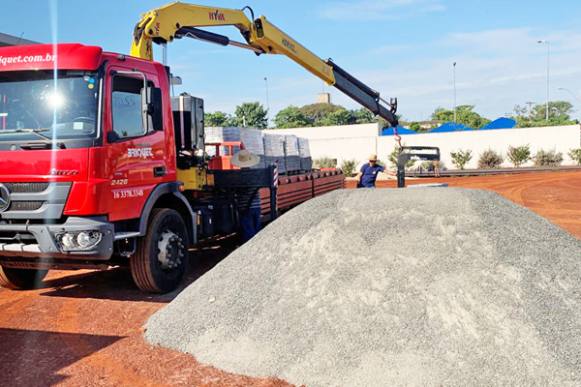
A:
[319, 0, 446, 21]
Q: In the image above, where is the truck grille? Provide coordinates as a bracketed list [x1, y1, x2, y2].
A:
[8, 201, 44, 212]
[0, 182, 71, 221]
[4, 183, 50, 193]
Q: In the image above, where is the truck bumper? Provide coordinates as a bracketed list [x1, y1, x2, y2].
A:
[0, 217, 114, 261]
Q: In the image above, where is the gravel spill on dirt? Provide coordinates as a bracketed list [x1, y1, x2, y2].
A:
[145, 188, 581, 387]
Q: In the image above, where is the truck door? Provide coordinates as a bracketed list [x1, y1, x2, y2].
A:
[105, 68, 168, 222]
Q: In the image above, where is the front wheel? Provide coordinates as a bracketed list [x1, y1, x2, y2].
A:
[0, 266, 48, 290]
[130, 208, 189, 293]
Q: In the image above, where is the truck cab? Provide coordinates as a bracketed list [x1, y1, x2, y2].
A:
[0, 43, 194, 292]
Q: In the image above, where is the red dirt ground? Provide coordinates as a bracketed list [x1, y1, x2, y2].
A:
[1, 171, 580, 386]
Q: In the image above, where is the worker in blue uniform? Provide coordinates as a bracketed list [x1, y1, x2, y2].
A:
[232, 149, 262, 242]
[357, 154, 385, 188]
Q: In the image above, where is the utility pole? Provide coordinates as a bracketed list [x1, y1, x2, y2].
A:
[453, 62, 457, 124]
[264, 77, 270, 115]
[537, 40, 550, 121]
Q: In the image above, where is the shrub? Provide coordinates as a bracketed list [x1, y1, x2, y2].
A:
[478, 149, 504, 169]
[507, 145, 531, 167]
[450, 149, 472, 170]
[569, 148, 581, 165]
[388, 146, 416, 169]
[534, 149, 563, 167]
[340, 159, 358, 177]
[313, 157, 337, 169]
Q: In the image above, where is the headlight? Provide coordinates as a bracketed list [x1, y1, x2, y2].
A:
[77, 231, 102, 249]
[57, 231, 103, 252]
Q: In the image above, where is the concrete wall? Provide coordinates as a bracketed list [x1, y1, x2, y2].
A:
[266, 124, 581, 169]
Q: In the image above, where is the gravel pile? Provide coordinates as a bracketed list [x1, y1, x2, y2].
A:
[146, 188, 581, 387]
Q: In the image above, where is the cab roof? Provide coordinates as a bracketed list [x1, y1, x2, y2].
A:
[0, 43, 104, 72]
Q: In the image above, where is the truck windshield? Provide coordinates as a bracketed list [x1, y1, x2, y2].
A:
[0, 70, 100, 142]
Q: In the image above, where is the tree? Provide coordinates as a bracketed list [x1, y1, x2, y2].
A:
[274, 106, 311, 128]
[513, 101, 578, 127]
[507, 145, 531, 167]
[232, 102, 268, 128]
[299, 103, 344, 125]
[409, 122, 421, 132]
[431, 105, 490, 128]
[205, 111, 231, 127]
[318, 109, 355, 126]
[569, 148, 581, 165]
[450, 149, 473, 170]
[478, 149, 503, 169]
[352, 108, 376, 124]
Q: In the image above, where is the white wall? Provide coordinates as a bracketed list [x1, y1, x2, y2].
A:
[267, 124, 581, 169]
[264, 123, 380, 140]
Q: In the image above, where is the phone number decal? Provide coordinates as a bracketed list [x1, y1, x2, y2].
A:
[113, 189, 144, 200]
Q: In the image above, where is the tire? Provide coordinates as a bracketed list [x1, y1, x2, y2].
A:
[0, 266, 48, 290]
[130, 208, 189, 293]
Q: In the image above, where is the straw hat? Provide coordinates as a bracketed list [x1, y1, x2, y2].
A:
[368, 154, 378, 161]
[231, 149, 260, 168]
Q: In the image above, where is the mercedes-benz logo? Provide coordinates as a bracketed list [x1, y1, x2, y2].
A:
[0, 184, 10, 213]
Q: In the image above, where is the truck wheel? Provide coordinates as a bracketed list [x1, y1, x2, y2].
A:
[0, 266, 48, 290]
[130, 208, 189, 293]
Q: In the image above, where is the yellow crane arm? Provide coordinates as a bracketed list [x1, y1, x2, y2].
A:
[131, 2, 398, 126]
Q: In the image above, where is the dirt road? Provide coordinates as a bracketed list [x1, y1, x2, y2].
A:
[1, 171, 580, 386]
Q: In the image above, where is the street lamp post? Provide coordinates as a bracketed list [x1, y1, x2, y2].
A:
[537, 40, 550, 121]
[557, 87, 580, 103]
[453, 62, 457, 124]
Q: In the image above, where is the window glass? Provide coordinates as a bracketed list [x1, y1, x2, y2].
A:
[0, 70, 99, 142]
[112, 77, 146, 139]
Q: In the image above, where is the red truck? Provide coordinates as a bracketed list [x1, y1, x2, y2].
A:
[0, 3, 402, 293]
[0, 43, 346, 292]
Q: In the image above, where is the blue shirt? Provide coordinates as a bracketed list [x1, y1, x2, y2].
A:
[360, 163, 385, 187]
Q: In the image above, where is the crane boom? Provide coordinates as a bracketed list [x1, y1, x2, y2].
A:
[131, 2, 399, 126]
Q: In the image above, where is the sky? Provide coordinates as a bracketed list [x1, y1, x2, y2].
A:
[2, 0, 581, 121]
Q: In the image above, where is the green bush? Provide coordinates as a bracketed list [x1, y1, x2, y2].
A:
[340, 159, 358, 177]
[507, 145, 531, 167]
[478, 149, 504, 169]
[388, 146, 415, 169]
[450, 149, 472, 170]
[569, 148, 581, 165]
[534, 149, 563, 167]
[313, 157, 337, 169]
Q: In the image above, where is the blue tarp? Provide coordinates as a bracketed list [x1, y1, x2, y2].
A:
[381, 118, 517, 136]
[381, 126, 418, 136]
[430, 122, 474, 132]
[482, 117, 517, 130]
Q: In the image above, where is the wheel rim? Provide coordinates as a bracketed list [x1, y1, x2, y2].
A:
[157, 230, 186, 271]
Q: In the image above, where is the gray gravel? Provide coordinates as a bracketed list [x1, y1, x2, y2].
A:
[145, 188, 581, 387]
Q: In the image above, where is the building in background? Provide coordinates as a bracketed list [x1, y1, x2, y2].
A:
[0, 32, 38, 47]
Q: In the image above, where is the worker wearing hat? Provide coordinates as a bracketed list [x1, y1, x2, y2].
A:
[356, 154, 385, 188]
[231, 150, 262, 242]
